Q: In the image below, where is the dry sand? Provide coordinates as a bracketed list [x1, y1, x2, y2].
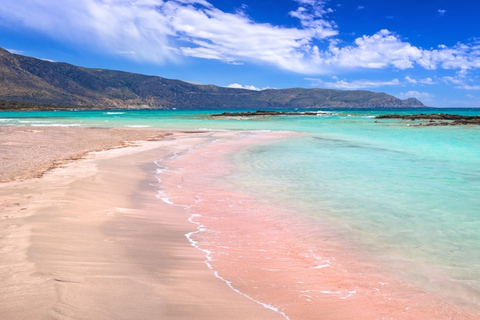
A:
[0, 126, 168, 182]
[0, 127, 282, 319]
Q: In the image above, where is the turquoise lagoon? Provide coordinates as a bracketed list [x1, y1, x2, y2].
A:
[2, 108, 480, 304]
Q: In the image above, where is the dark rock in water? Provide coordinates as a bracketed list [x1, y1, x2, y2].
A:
[375, 113, 480, 126]
[211, 110, 323, 117]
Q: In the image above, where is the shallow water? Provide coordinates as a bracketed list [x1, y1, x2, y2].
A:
[228, 124, 480, 305]
[3, 108, 480, 311]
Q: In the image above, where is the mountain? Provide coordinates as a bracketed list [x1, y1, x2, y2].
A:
[0, 48, 425, 110]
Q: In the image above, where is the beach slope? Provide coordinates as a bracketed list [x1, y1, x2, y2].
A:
[0, 127, 282, 319]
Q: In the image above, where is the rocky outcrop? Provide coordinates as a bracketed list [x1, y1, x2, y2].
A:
[376, 114, 480, 126]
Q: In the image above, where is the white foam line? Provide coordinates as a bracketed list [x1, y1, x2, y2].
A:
[339, 290, 357, 300]
[185, 213, 290, 320]
[151, 133, 290, 319]
[160, 197, 174, 205]
[300, 289, 342, 295]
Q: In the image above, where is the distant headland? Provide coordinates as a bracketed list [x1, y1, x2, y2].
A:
[0, 47, 425, 111]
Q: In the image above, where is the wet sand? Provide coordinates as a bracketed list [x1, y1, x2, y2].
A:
[0, 127, 282, 319]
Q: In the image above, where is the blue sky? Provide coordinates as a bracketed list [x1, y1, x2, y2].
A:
[1, 0, 479, 107]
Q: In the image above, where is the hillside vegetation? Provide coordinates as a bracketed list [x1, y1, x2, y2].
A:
[0, 48, 425, 110]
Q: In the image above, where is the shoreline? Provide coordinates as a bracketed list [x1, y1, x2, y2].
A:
[0, 126, 170, 182]
[2, 126, 480, 319]
[157, 130, 480, 319]
[0, 127, 282, 319]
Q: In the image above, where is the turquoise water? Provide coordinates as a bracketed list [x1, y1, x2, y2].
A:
[2, 108, 480, 302]
[229, 119, 480, 298]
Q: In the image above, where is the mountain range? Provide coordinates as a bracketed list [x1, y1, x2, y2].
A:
[0, 47, 425, 110]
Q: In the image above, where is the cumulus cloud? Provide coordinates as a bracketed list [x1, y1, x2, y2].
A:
[417, 43, 480, 70]
[325, 29, 423, 69]
[1, 0, 480, 75]
[227, 83, 261, 90]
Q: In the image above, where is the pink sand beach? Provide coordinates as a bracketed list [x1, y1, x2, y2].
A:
[1, 126, 479, 319]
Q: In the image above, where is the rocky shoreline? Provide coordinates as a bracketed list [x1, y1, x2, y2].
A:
[375, 113, 480, 126]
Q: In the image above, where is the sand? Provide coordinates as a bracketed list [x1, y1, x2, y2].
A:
[2, 126, 479, 319]
[0, 127, 282, 319]
[0, 126, 168, 182]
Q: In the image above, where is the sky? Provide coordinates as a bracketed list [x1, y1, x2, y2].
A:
[0, 0, 479, 107]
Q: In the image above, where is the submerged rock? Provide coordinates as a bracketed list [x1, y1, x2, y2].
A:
[375, 113, 480, 126]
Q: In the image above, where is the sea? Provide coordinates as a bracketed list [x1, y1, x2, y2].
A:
[2, 108, 480, 314]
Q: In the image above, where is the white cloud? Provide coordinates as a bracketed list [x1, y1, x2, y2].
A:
[442, 69, 480, 90]
[5, 48, 25, 54]
[405, 76, 434, 84]
[325, 30, 423, 70]
[227, 83, 261, 90]
[459, 85, 480, 90]
[417, 43, 480, 70]
[309, 78, 401, 89]
[443, 76, 464, 85]
[438, 9, 446, 16]
[397, 91, 433, 99]
[405, 76, 417, 84]
[1, 0, 480, 76]
[0, 0, 177, 63]
[166, 1, 336, 72]
[289, 0, 336, 39]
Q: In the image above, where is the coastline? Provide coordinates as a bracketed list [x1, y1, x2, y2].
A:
[2, 126, 480, 319]
[0, 127, 282, 319]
